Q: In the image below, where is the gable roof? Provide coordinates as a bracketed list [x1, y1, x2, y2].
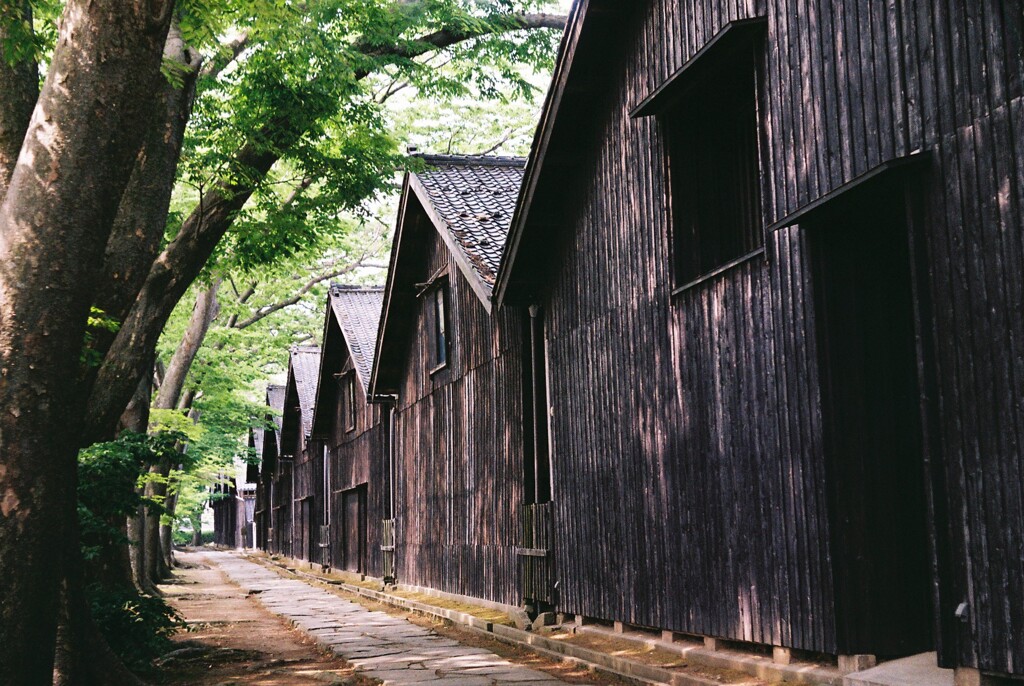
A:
[291, 345, 321, 437]
[370, 154, 526, 396]
[411, 154, 525, 299]
[267, 383, 285, 436]
[329, 285, 384, 391]
[494, 0, 621, 306]
[280, 345, 322, 453]
[310, 284, 385, 438]
[257, 383, 286, 475]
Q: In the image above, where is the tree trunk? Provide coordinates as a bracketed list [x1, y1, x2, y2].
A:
[83, 132, 293, 444]
[154, 280, 221, 410]
[191, 516, 202, 546]
[141, 285, 220, 581]
[122, 366, 161, 594]
[0, 0, 38, 199]
[161, 487, 178, 570]
[53, 517, 147, 686]
[95, 21, 202, 330]
[0, 1, 175, 680]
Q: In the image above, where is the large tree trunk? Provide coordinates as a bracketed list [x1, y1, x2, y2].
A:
[83, 133, 293, 444]
[122, 366, 163, 594]
[0, 1, 175, 680]
[96, 22, 201, 329]
[53, 516, 147, 686]
[0, 1, 38, 198]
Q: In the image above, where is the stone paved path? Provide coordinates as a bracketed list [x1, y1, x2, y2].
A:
[207, 552, 595, 686]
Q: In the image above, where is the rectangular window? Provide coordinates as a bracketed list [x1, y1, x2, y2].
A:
[665, 42, 763, 288]
[433, 286, 448, 369]
[345, 373, 356, 432]
[631, 19, 768, 291]
[337, 371, 356, 435]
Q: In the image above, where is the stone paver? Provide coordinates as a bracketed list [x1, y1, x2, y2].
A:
[206, 552, 594, 686]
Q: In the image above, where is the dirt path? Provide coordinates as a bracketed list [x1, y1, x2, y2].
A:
[155, 550, 369, 685]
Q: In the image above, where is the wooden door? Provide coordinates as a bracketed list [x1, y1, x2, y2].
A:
[342, 486, 367, 573]
[810, 182, 933, 657]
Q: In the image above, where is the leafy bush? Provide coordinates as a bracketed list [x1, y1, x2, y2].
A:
[77, 431, 186, 561]
[86, 583, 184, 670]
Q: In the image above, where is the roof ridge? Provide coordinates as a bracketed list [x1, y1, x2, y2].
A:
[413, 152, 526, 167]
[330, 283, 385, 294]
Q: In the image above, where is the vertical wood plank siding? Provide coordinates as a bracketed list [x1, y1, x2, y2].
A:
[392, 205, 525, 607]
[526, 0, 1024, 675]
[329, 379, 388, 577]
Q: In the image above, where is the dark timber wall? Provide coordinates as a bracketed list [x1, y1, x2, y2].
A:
[503, 0, 1024, 676]
[318, 334, 389, 578]
[390, 202, 526, 607]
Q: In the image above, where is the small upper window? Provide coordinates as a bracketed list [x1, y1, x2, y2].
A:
[432, 286, 448, 369]
[665, 44, 763, 288]
[631, 19, 767, 292]
[337, 371, 356, 434]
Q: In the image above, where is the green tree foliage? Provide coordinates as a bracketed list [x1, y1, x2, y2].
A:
[77, 432, 188, 669]
[150, 0, 562, 534]
[77, 431, 187, 561]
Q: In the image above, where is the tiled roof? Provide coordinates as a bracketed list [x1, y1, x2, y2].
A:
[413, 155, 526, 290]
[267, 384, 286, 433]
[290, 346, 321, 437]
[329, 285, 384, 392]
[251, 424, 265, 457]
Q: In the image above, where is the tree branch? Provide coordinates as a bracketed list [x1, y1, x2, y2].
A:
[82, 10, 568, 444]
[200, 32, 249, 80]
[233, 255, 372, 330]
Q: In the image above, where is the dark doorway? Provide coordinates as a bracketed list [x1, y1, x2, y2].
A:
[809, 181, 933, 657]
[342, 485, 367, 574]
[300, 498, 313, 562]
[519, 306, 556, 610]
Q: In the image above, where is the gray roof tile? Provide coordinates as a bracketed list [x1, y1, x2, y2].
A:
[414, 155, 526, 289]
[329, 285, 384, 392]
[290, 346, 321, 437]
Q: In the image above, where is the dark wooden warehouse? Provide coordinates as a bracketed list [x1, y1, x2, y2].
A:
[309, 284, 388, 577]
[281, 344, 324, 565]
[254, 383, 285, 553]
[495, 0, 1024, 681]
[369, 155, 535, 608]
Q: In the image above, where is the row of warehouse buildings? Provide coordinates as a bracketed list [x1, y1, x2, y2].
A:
[216, 0, 1024, 682]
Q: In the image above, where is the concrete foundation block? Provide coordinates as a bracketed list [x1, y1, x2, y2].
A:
[773, 646, 792, 666]
[661, 630, 676, 643]
[509, 608, 532, 631]
[532, 612, 556, 629]
[613, 621, 625, 634]
[703, 637, 719, 651]
[954, 668, 981, 686]
[839, 654, 878, 674]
